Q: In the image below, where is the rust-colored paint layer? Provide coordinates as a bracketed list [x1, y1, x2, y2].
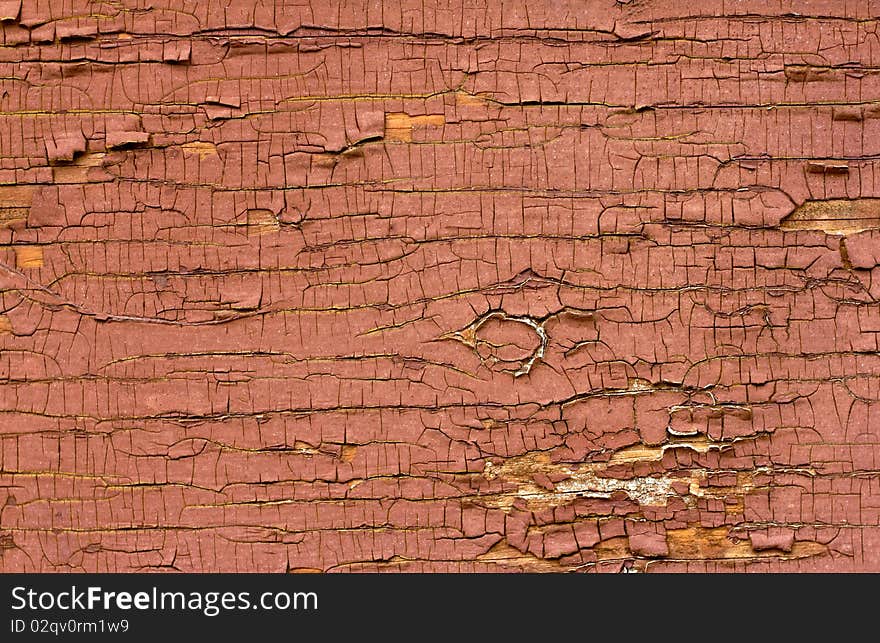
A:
[1, 1, 879, 573]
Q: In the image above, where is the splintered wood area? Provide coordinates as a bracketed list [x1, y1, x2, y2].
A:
[780, 199, 880, 233]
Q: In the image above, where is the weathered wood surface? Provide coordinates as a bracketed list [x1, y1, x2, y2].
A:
[1, 0, 879, 572]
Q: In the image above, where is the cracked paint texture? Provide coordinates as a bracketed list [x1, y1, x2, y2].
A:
[0, 0, 879, 573]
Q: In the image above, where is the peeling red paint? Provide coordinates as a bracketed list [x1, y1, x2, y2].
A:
[0, 0, 879, 573]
